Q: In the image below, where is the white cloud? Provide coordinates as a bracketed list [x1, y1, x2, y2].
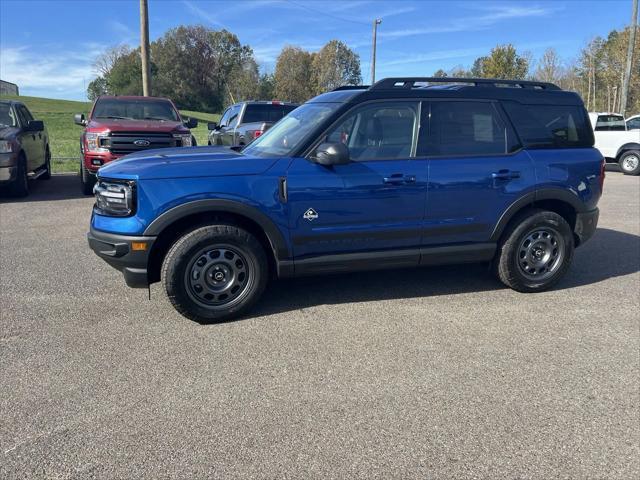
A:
[182, 0, 226, 27]
[0, 44, 105, 100]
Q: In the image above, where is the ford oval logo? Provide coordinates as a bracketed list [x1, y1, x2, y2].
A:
[133, 139, 150, 147]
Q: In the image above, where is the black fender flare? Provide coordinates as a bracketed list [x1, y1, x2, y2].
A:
[490, 188, 586, 242]
[144, 199, 290, 260]
[616, 143, 640, 159]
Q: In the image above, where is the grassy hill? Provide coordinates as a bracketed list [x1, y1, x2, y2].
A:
[0, 94, 219, 172]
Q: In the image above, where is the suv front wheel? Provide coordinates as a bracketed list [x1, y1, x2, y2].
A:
[162, 224, 268, 322]
[495, 209, 574, 292]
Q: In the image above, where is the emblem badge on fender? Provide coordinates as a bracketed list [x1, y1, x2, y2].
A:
[303, 208, 318, 221]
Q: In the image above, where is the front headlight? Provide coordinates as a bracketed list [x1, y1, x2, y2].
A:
[85, 132, 108, 152]
[0, 140, 13, 153]
[94, 179, 136, 217]
[173, 133, 192, 147]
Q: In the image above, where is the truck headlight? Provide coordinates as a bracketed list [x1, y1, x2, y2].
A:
[173, 133, 192, 147]
[0, 140, 13, 153]
[94, 179, 135, 217]
[85, 133, 107, 152]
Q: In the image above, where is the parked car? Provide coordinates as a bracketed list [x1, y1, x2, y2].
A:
[208, 101, 298, 147]
[0, 100, 51, 196]
[588, 112, 640, 175]
[75, 95, 198, 194]
[88, 77, 603, 323]
[626, 114, 640, 130]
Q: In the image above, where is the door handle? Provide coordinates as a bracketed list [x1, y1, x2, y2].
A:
[383, 174, 415, 185]
[491, 169, 520, 180]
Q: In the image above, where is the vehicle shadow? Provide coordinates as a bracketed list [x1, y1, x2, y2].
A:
[243, 227, 639, 321]
[0, 173, 88, 203]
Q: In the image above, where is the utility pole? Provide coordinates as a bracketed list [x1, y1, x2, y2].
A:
[140, 0, 151, 96]
[620, 0, 638, 115]
[370, 19, 382, 84]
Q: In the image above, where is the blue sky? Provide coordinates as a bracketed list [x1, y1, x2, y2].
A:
[0, 0, 634, 102]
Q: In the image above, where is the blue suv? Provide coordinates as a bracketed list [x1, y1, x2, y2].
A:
[88, 77, 603, 322]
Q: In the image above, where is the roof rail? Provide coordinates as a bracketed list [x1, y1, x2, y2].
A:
[370, 77, 561, 91]
[332, 85, 370, 91]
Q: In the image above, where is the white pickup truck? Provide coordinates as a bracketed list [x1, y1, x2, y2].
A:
[589, 112, 640, 175]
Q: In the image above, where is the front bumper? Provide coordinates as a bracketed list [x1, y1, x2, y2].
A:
[574, 208, 599, 246]
[87, 226, 156, 288]
[0, 165, 17, 184]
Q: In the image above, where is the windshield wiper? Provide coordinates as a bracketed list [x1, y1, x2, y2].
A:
[143, 116, 168, 121]
[95, 115, 133, 120]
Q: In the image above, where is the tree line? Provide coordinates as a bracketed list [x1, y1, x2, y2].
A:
[89, 24, 638, 115]
[432, 25, 639, 114]
[88, 25, 361, 112]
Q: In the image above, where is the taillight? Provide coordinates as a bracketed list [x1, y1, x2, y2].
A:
[253, 130, 263, 139]
[599, 157, 606, 192]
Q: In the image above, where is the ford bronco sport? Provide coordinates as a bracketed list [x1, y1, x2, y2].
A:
[75, 95, 197, 194]
[88, 77, 603, 322]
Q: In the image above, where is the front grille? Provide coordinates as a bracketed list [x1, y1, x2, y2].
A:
[100, 131, 177, 155]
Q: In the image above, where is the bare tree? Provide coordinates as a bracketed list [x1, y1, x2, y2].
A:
[92, 44, 131, 77]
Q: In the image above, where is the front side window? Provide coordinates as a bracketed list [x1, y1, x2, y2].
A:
[18, 105, 34, 123]
[422, 101, 507, 156]
[322, 102, 418, 161]
[218, 107, 232, 127]
[92, 99, 179, 122]
[227, 105, 242, 128]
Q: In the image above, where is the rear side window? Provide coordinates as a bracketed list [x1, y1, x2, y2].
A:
[421, 101, 507, 156]
[502, 103, 593, 148]
[242, 104, 297, 123]
[595, 115, 626, 131]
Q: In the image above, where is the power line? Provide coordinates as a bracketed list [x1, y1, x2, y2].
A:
[282, 0, 370, 26]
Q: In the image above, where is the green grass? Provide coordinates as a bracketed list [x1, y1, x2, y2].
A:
[0, 94, 219, 173]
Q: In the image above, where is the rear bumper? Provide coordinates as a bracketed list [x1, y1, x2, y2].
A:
[87, 227, 156, 288]
[574, 208, 599, 246]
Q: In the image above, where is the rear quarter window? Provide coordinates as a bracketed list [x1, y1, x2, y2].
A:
[502, 102, 594, 148]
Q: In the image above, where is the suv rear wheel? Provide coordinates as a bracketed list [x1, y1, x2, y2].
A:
[618, 150, 640, 176]
[162, 224, 268, 322]
[495, 209, 574, 292]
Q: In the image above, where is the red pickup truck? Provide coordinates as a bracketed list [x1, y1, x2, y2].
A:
[75, 95, 197, 194]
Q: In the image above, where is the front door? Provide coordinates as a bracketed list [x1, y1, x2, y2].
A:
[16, 105, 42, 170]
[419, 100, 535, 246]
[287, 101, 427, 266]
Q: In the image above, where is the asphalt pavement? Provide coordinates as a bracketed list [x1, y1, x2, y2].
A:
[1, 170, 638, 479]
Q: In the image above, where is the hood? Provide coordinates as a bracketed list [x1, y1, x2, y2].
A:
[87, 118, 187, 133]
[98, 146, 279, 180]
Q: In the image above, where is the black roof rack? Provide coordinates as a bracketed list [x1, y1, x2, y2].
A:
[332, 85, 370, 91]
[370, 77, 561, 91]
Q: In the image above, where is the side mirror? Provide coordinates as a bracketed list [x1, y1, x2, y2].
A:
[314, 142, 350, 166]
[184, 117, 198, 129]
[207, 122, 218, 130]
[74, 113, 85, 126]
[26, 120, 44, 132]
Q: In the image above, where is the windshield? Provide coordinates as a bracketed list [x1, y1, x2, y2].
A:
[0, 103, 18, 127]
[92, 99, 180, 122]
[242, 103, 341, 158]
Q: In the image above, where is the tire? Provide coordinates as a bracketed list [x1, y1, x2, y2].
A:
[162, 224, 268, 322]
[9, 154, 29, 197]
[494, 209, 574, 292]
[618, 150, 640, 176]
[80, 161, 95, 195]
[41, 147, 51, 180]
[191, 135, 197, 146]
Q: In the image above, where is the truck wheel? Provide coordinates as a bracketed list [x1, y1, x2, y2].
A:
[9, 154, 29, 197]
[41, 147, 52, 180]
[494, 209, 574, 292]
[162, 224, 268, 323]
[80, 161, 95, 195]
[618, 150, 640, 175]
[191, 135, 197, 146]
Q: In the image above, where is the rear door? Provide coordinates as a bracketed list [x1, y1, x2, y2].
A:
[420, 99, 534, 246]
[287, 100, 427, 264]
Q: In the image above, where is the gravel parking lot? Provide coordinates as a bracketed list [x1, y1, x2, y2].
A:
[1, 170, 638, 479]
